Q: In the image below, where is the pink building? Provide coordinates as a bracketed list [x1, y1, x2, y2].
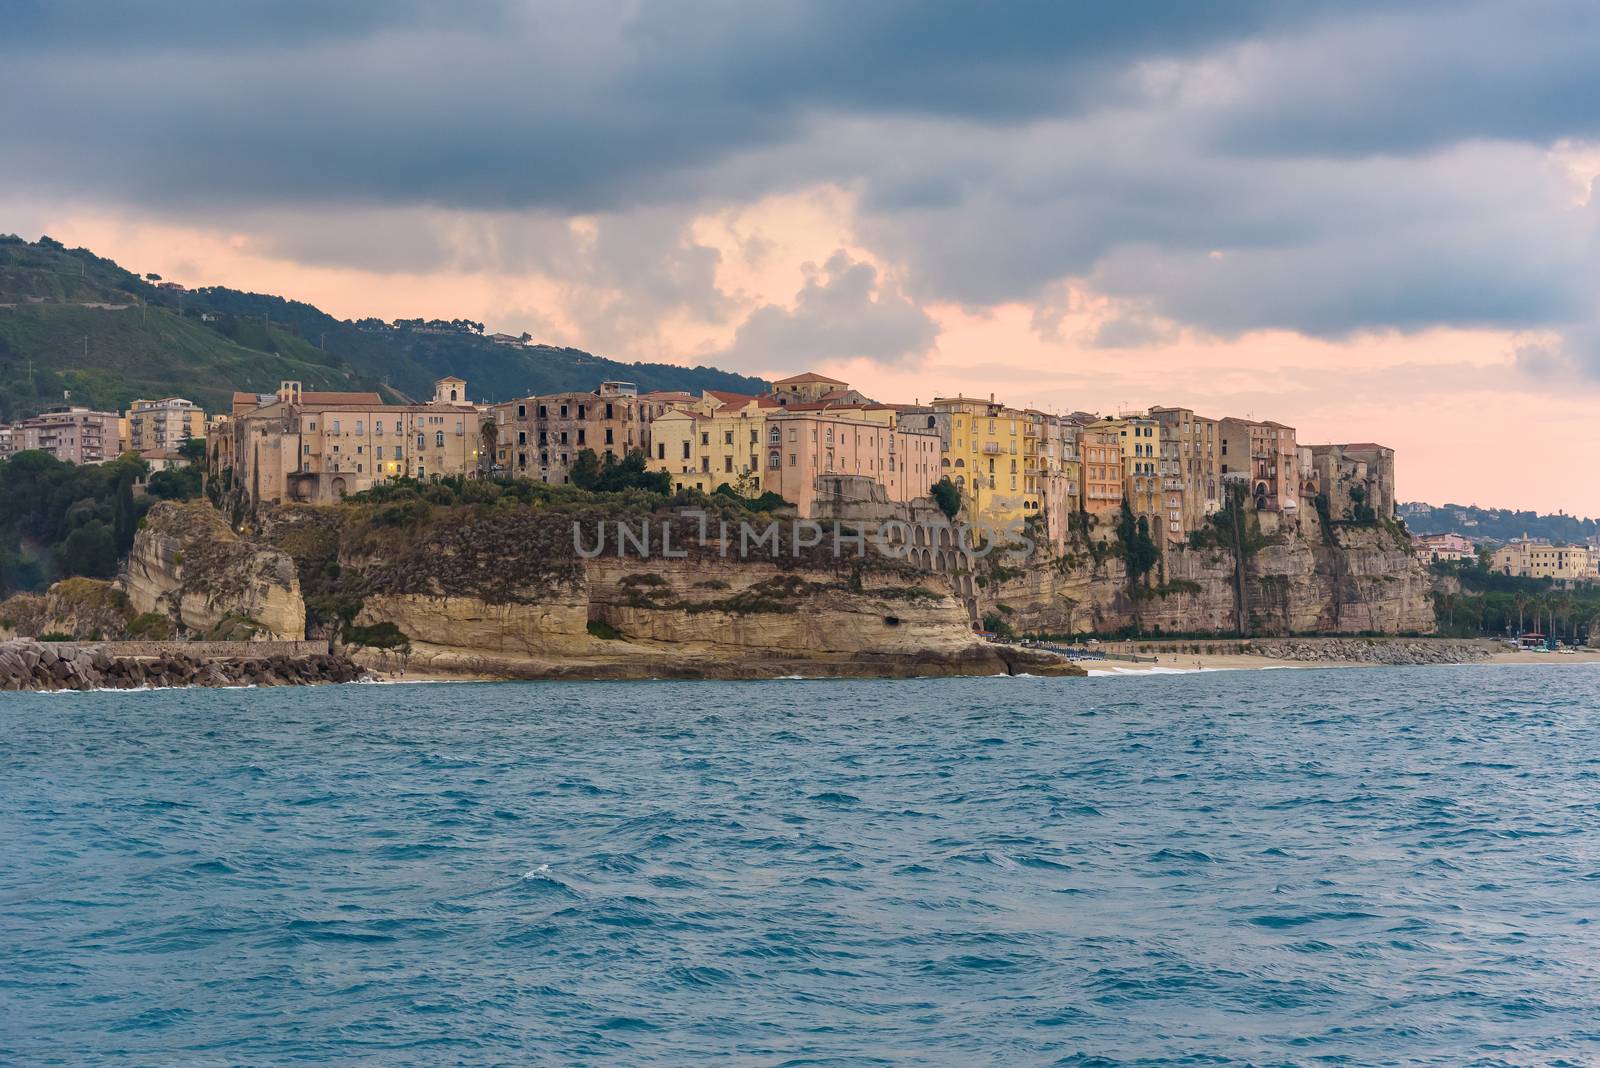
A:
[760, 408, 941, 517]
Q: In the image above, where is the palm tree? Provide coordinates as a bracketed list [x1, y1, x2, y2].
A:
[1513, 592, 1531, 635]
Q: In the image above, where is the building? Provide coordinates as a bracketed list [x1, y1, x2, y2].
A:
[760, 407, 940, 517]
[1491, 538, 1598, 583]
[1094, 413, 1164, 536]
[1034, 413, 1081, 549]
[927, 395, 1037, 534]
[1417, 532, 1475, 564]
[493, 381, 642, 483]
[1077, 419, 1124, 531]
[218, 378, 483, 504]
[1149, 406, 1221, 547]
[768, 372, 855, 407]
[12, 407, 124, 465]
[649, 391, 772, 495]
[0, 426, 15, 462]
[126, 397, 205, 452]
[1221, 418, 1298, 513]
[1307, 443, 1396, 521]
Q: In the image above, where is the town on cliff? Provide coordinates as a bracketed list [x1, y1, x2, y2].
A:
[3, 370, 1598, 689]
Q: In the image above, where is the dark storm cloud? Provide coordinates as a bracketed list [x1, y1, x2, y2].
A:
[5, 0, 1600, 366]
[0, 0, 1355, 212]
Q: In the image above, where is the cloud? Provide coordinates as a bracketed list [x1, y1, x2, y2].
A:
[718, 251, 938, 371]
[8, 0, 1600, 381]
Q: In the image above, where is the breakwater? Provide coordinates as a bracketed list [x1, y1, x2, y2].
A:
[0, 638, 366, 691]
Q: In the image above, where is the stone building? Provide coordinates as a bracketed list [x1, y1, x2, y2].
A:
[1148, 406, 1221, 548]
[1221, 418, 1299, 513]
[493, 381, 642, 483]
[1491, 538, 1598, 583]
[216, 378, 482, 504]
[1307, 443, 1396, 521]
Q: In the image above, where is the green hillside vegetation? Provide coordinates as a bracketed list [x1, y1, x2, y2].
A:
[0, 302, 379, 419]
[0, 234, 767, 420]
[1400, 501, 1599, 546]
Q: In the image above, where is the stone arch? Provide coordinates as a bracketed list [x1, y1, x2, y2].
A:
[331, 477, 348, 499]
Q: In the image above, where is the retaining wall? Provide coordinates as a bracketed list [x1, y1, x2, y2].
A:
[39, 640, 329, 659]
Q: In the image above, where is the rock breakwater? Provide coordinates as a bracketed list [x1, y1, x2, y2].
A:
[0, 639, 368, 691]
[1248, 638, 1495, 665]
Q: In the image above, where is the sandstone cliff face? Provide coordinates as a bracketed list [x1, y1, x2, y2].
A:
[990, 522, 1435, 637]
[353, 556, 1063, 679]
[122, 502, 305, 640]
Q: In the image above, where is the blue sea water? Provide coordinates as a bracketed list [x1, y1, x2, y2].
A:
[4, 666, 1600, 1066]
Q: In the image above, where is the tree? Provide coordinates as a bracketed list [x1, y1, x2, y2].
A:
[1115, 499, 1160, 588]
[930, 477, 961, 521]
[58, 521, 117, 579]
[569, 448, 603, 490]
[145, 272, 162, 282]
[478, 418, 500, 476]
[178, 437, 207, 463]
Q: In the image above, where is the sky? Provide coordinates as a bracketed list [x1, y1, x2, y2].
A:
[3, 1, 1598, 514]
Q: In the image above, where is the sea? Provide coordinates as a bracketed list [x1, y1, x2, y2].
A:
[3, 665, 1599, 1066]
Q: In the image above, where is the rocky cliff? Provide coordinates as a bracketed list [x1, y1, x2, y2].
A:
[244, 497, 1080, 680]
[123, 501, 306, 640]
[985, 512, 1435, 637]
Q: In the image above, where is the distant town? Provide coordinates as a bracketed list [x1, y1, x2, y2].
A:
[2, 368, 1589, 585]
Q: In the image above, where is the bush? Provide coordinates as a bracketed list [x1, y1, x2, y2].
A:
[125, 612, 176, 640]
[343, 621, 411, 651]
[587, 619, 624, 641]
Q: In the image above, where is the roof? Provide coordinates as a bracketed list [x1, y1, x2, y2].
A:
[300, 391, 385, 406]
[704, 390, 762, 408]
[137, 448, 184, 461]
[771, 372, 847, 386]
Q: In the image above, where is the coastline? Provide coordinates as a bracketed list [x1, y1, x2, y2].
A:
[1084, 647, 1600, 675]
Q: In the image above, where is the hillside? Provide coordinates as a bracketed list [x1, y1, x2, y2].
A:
[0, 234, 766, 419]
[1400, 502, 1599, 545]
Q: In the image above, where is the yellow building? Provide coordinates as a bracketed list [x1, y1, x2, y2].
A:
[648, 393, 771, 494]
[1491, 539, 1599, 583]
[1085, 414, 1162, 532]
[928, 395, 1036, 534]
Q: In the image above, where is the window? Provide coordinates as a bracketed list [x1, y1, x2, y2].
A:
[577, 405, 586, 420]
[700, 432, 709, 446]
[605, 428, 614, 445]
[724, 456, 733, 473]
[331, 419, 341, 434]
[355, 421, 364, 435]
[604, 403, 613, 420]
[435, 431, 444, 447]
[394, 446, 404, 459]
[538, 405, 547, 419]
[517, 404, 526, 419]
[518, 431, 527, 445]
[560, 404, 569, 418]
[417, 433, 425, 449]
[658, 443, 666, 460]
[559, 431, 568, 445]
[577, 429, 586, 445]
[375, 422, 383, 436]
[724, 430, 734, 446]
[376, 446, 384, 459]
